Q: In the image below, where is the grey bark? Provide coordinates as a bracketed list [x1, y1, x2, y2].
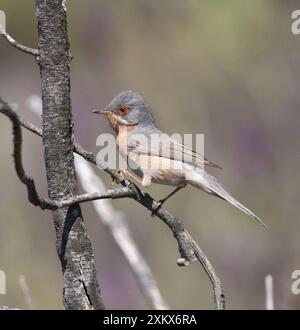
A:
[35, 0, 104, 309]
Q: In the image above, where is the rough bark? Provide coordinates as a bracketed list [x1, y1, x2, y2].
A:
[35, 0, 104, 309]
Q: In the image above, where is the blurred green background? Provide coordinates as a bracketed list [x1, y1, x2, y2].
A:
[1, 0, 300, 309]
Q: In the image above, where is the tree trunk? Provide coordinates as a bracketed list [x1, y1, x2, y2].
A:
[35, 0, 104, 309]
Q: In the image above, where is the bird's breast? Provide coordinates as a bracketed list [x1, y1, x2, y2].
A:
[131, 154, 188, 186]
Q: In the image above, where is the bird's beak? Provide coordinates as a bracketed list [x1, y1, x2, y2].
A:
[92, 107, 110, 115]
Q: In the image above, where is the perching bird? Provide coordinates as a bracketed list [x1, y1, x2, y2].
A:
[93, 90, 265, 226]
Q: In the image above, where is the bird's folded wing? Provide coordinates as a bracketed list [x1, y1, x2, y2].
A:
[127, 136, 221, 169]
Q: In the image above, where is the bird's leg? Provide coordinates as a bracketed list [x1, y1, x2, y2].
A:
[157, 185, 186, 206]
[151, 184, 187, 216]
[115, 169, 144, 201]
[142, 173, 152, 188]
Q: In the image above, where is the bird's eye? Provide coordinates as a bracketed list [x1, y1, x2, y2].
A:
[118, 105, 129, 116]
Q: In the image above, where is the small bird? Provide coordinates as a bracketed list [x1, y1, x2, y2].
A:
[93, 90, 265, 226]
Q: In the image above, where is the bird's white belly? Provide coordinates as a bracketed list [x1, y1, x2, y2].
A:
[129, 154, 191, 187]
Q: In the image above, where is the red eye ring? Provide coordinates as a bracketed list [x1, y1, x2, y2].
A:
[118, 105, 129, 115]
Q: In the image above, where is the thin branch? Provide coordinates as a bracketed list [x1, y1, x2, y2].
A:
[0, 27, 39, 56]
[19, 117, 42, 136]
[75, 155, 170, 310]
[2, 101, 225, 309]
[0, 99, 133, 210]
[49, 188, 134, 209]
[18, 116, 99, 170]
[0, 98, 51, 209]
[185, 231, 225, 309]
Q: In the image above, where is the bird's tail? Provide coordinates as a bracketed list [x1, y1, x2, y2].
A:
[188, 169, 266, 227]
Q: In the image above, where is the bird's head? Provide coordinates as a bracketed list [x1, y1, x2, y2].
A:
[93, 90, 155, 131]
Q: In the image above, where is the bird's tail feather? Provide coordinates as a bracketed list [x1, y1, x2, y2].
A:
[189, 170, 266, 227]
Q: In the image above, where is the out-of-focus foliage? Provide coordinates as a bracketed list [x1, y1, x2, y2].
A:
[1, 0, 300, 309]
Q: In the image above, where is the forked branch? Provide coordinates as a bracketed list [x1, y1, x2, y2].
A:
[0, 100, 225, 309]
[0, 99, 135, 210]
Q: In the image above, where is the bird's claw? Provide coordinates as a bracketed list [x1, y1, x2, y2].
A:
[117, 169, 126, 182]
[111, 171, 123, 187]
[151, 200, 163, 217]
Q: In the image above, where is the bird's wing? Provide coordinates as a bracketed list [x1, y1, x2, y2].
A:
[127, 135, 221, 169]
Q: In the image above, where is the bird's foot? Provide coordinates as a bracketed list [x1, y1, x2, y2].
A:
[117, 169, 126, 182]
[151, 200, 164, 217]
[110, 169, 124, 187]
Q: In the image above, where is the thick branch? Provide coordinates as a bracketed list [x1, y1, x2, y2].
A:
[0, 28, 39, 56]
[35, 0, 103, 310]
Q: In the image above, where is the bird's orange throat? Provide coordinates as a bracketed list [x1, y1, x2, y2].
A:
[105, 112, 120, 133]
[105, 112, 138, 135]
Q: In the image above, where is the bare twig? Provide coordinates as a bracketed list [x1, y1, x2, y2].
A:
[19, 117, 42, 137]
[52, 188, 135, 208]
[185, 231, 225, 309]
[18, 275, 33, 309]
[18, 114, 99, 172]
[75, 155, 170, 310]
[0, 27, 39, 56]
[0, 98, 52, 209]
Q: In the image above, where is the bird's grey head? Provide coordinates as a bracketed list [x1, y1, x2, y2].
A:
[93, 90, 155, 128]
